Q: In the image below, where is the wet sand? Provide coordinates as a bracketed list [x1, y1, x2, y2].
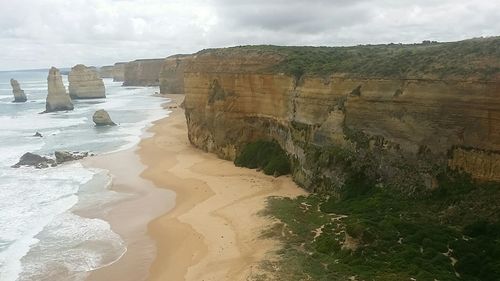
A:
[86, 94, 305, 281]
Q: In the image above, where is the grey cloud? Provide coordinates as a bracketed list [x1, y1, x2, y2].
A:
[0, 0, 499, 70]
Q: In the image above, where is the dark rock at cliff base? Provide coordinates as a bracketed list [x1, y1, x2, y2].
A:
[55, 151, 89, 164]
[33, 132, 43, 137]
[12, 153, 55, 169]
[93, 109, 116, 126]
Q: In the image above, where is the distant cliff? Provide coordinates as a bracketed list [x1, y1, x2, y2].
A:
[183, 37, 500, 194]
[113, 62, 126, 82]
[99, 65, 114, 78]
[159, 55, 193, 94]
[123, 59, 164, 86]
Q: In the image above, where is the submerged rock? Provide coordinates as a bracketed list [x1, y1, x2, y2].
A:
[55, 151, 89, 164]
[33, 132, 43, 137]
[45, 67, 74, 112]
[10, 79, 27, 102]
[68, 64, 106, 99]
[11, 152, 55, 169]
[92, 109, 116, 126]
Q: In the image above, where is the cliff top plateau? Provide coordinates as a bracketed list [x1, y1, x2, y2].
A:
[190, 36, 500, 81]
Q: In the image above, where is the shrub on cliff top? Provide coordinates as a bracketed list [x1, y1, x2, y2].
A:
[235, 140, 291, 176]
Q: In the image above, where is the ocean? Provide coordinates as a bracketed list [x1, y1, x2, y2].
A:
[0, 70, 167, 281]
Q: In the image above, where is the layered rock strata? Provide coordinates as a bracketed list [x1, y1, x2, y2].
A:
[122, 59, 164, 86]
[99, 65, 115, 78]
[10, 78, 27, 102]
[113, 62, 126, 82]
[46, 67, 73, 112]
[183, 41, 500, 194]
[68, 64, 106, 99]
[159, 55, 193, 94]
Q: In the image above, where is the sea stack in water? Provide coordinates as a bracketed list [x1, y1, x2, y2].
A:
[10, 79, 27, 102]
[93, 109, 116, 126]
[45, 67, 74, 112]
[68, 64, 106, 99]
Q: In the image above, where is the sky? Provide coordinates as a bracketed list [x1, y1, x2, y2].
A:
[0, 0, 499, 71]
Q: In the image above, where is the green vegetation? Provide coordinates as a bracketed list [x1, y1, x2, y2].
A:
[256, 173, 500, 281]
[217, 37, 500, 80]
[235, 140, 291, 176]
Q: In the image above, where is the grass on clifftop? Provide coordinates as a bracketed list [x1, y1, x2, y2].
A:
[252, 173, 500, 281]
[222, 37, 500, 81]
[234, 140, 291, 176]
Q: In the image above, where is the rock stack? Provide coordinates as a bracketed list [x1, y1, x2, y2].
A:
[10, 79, 27, 102]
[45, 67, 74, 112]
[68, 64, 106, 99]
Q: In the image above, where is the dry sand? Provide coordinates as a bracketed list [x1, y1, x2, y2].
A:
[87, 94, 305, 281]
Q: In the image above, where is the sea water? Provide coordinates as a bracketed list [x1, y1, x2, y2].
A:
[0, 70, 167, 281]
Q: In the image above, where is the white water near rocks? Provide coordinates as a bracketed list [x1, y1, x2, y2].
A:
[0, 70, 166, 281]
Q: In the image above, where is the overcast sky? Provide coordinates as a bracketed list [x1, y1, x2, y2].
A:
[0, 0, 498, 70]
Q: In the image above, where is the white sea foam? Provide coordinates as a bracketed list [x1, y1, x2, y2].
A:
[0, 164, 94, 281]
[0, 70, 168, 280]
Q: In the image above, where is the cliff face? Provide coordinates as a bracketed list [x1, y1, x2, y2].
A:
[123, 59, 164, 86]
[99, 65, 114, 78]
[183, 40, 500, 193]
[113, 62, 126, 82]
[68, 64, 106, 99]
[159, 55, 193, 94]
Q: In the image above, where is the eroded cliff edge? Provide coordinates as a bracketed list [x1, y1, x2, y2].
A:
[183, 37, 500, 194]
[123, 58, 164, 86]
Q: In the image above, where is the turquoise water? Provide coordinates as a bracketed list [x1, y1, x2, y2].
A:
[0, 70, 168, 281]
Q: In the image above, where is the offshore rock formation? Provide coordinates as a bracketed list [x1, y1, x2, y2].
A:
[46, 67, 74, 112]
[12, 151, 89, 168]
[68, 64, 106, 99]
[10, 78, 27, 102]
[12, 152, 55, 168]
[183, 38, 500, 194]
[113, 62, 126, 82]
[93, 109, 116, 126]
[159, 55, 193, 94]
[122, 59, 164, 86]
[55, 151, 89, 164]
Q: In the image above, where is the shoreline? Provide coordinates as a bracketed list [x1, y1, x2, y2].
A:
[140, 95, 306, 280]
[82, 145, 174, 281]
[85, 94, 305, 281]
[82, 122, 175, 280]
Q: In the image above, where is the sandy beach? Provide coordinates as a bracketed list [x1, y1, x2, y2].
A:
[86, 94, 305, 281]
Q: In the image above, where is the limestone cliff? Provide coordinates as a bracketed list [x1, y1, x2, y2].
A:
[159, 55, 193, 94]
[183, 37, 500, 194]
[10, 78, 27, 102]
[68, 64, 106, 99]
[46, 67, 74, 112]
[113, 62, 126, 82]
[99, 65, 114, 78]
[123, 59, 164, 86]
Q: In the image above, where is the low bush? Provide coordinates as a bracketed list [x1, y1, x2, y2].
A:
[235, 140, 291, 176]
